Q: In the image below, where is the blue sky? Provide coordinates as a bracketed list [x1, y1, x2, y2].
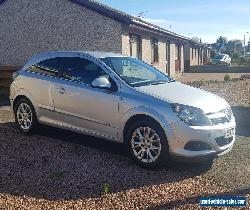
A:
[98, 0, 250, 44]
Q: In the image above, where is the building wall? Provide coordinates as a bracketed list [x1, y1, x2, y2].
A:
[121, 27, 168, 73]
[169, 41, 176, 76]
[184, 43, 206, 68]
[0, 0, 123, 65]
[121, 27, 185, 76]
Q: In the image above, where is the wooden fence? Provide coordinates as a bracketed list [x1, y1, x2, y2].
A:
[0, 66, 21, 96]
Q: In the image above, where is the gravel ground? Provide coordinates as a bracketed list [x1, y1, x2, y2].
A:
[199, 80, 250, 106]
[0, 80, 249, 209]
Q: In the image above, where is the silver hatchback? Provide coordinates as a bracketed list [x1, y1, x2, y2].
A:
[10, 51, 236, 168]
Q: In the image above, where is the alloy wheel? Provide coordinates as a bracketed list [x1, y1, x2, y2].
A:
[16, 102, 33, 130]
[131, 127, 161, 163]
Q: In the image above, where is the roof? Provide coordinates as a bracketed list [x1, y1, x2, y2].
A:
[69, 0, 196, 42]
[1, 0, 205, 46]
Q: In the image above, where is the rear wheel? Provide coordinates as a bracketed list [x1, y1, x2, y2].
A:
[126, 119, 169, 168]
[14, 98, 38, 133]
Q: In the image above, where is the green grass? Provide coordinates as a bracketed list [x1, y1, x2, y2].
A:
[102, 182, 110, 196]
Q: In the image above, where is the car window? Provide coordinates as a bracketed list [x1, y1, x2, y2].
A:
[27, 57, 61, 77]
[101, 57, 172, 87]
[30, 57, 108, 85]
[58, 57, 109, 85]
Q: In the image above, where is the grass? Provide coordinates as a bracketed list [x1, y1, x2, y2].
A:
[102, 182, 110, 196]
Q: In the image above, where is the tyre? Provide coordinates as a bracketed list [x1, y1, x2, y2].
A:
[125, 119, 169, 168]
[14, 98, 38, 133]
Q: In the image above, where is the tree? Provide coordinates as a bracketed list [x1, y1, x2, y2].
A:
[225, 40, 243, 55]
[191, 36, 201, 44]
[216, 36, 228, 53]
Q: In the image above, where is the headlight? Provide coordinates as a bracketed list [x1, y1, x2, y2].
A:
[171, 103, 211, 126]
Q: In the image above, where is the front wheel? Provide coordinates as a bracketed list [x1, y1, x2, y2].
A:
[14, 98, 38, 133]
[126, 120, 169, 168]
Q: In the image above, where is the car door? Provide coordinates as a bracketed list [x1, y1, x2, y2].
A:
[52, 56, 120, 140]
[25, 58, 62, 123]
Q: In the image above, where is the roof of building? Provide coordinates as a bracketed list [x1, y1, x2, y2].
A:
[1, 0, 205, 46]
[69, 0, 193, 42]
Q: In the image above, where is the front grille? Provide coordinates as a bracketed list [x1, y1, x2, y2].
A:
[184, 141, 211, 151]
[215, 136, 233, 147]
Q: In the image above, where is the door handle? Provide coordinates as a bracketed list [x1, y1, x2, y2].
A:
[57, 87, 66, 94]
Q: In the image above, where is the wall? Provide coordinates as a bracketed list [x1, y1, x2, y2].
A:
[122, 27, 168, 73]
[0, 0, 123, 65]
[122, 26, 186, 76]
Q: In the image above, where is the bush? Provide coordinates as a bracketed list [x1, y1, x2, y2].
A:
[232, 52, 241, 60]
[224, 74, 230, 81]
[102, 182, 110, 195]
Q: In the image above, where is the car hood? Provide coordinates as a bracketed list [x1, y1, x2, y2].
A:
[135, 81, 228, 113]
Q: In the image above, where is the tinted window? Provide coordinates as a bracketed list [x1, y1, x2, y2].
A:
[27, 57, 61, 76]
[58, 57, 108, 85]
[29, 57, 108, 85]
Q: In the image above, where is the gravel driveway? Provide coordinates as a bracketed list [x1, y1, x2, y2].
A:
[0, 80, 249, 209]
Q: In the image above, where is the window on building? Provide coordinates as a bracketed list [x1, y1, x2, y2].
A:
[151, 38, 159, 63]
[129, 34, 142, 60]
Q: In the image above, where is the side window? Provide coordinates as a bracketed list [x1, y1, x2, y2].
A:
[27, 57, 61, 77]
[59, 57, 109, 85]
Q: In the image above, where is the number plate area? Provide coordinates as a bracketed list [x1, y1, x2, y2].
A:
[224, 128, 234, 138]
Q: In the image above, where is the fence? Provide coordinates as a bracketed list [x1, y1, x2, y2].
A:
[0, 66, 20, 96]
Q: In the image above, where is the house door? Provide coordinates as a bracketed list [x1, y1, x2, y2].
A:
[175, 45, 181, 72]
[166, 41, 170, 75]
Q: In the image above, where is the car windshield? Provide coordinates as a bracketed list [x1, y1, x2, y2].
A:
[101, 57, 174, 87]
[214, 55, 225, 59]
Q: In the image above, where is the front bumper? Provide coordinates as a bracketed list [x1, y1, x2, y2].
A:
[167, 116, 236, 161]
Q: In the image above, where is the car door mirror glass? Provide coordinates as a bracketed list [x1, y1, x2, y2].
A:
[91, 77, 111, 89]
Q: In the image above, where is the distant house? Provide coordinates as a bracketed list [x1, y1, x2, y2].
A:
[0, 0, 209, 76]
[183, 42, 210, 71]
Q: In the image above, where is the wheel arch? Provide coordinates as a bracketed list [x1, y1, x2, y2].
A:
[123, 114, 164, 140]
[121, 107, 173, 142]
[12, 95, 37, 117]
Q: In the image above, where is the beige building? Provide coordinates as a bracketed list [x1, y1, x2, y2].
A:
[0, 0, 208, 76]
[184, 43, 211, 71]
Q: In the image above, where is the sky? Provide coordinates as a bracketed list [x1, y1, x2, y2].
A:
[98, 0, 250, 44]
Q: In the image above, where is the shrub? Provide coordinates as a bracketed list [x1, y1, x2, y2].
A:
[102, 182, 110, 196]
[224, 74, 230, 81]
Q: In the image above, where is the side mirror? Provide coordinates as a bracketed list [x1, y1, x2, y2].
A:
[91, 77, 111, 89]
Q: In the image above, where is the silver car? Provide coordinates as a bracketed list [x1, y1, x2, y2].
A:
[211, 54, 232, 66]
[10, 51, 236, 168]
